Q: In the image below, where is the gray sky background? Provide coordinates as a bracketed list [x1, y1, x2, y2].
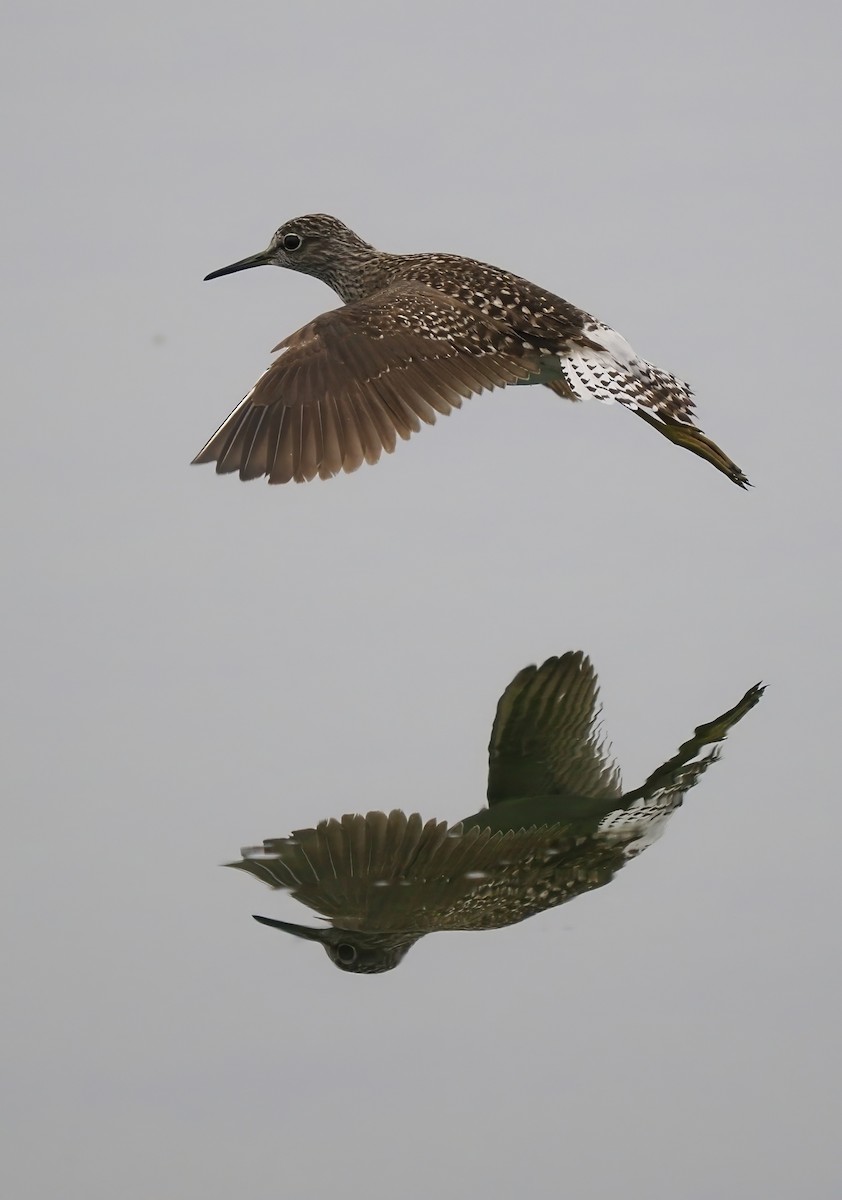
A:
[3, 1, 840, 1196]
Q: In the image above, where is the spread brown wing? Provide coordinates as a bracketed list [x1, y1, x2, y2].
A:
[193, 284, 541, 484]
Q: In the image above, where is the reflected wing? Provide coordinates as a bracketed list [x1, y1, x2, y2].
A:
[193, 284, 540, 484]
[487, 653, 622, 805]
[227, 809, 579, 933]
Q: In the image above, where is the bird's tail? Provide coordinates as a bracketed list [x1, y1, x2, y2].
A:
[547, 324, 750, 488]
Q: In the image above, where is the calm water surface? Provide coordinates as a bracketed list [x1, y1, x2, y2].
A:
[3, 4, 839, 1198]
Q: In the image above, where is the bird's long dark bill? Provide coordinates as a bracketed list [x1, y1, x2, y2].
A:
[252, 913, 330, 942]
[204, 249, 273, 281]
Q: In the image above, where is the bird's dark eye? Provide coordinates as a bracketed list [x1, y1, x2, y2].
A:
[282, 233, 302, 252]
[335, 943, 357, 964]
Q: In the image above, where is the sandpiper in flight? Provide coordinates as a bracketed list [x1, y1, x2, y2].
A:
[195, 215, 750, 487]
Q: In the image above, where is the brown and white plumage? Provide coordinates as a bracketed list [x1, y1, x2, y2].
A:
[195, 214, 751, 487]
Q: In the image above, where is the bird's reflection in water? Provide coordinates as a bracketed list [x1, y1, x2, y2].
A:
[229, 653, 763, 973]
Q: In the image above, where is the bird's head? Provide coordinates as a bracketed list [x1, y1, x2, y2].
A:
[204, 214, 376, 297]
[252, 913, 420, 974]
